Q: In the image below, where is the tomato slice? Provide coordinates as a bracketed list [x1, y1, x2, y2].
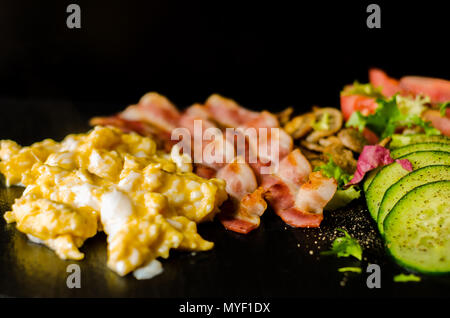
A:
[369, 68, 401, 97]
[340, 94, 378, 121]
[399, 76, 450, 104]
[422, 109, 450, 136]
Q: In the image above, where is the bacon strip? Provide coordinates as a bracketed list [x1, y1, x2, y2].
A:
[120, 92, 181, 133]
[262, 152, 337, 228]
[219, 187, 267, 234]
[214, 157, 267, 233]
[205, 94, 260, 127]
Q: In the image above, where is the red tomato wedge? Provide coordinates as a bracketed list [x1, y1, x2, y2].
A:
[339, 94, 380, 142]
[422, 109, 450, 136]
[362, 128, 379, 144]
[340, 94, 378, 121]
[399, 76, 450, 104]
[369, 68, 401, 97]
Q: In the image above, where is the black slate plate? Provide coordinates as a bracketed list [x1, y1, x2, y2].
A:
[1, 99, 449, 298]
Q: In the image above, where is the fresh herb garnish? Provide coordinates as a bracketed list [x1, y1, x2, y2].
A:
[321, 229, 363, 261]
[405, 114, 441, 136]
[393, 273, 421, 283]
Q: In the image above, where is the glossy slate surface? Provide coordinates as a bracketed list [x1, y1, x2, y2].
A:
[0, 99, 449, 298]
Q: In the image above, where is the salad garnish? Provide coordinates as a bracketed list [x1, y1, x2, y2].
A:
[322, 229, 363, 261]
[347, 95, 440, 138]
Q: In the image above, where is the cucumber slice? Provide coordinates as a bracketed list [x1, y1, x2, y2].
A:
[384, 181, 450, 274]
[363, 168, 380, 192]
[391, 142, 450, 159]
[366, 151, 450, 220]
[377, 165, 450, 235]
[390, 134, 450, 149]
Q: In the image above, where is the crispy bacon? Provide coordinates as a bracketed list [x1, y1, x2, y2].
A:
[216, 157, 258, 200]
[261, 152, 336, 228]
[276, 149, 311, 186]
[215, 158, 267, 233]
[179, 109, 267, 231]
[205, 94, 260, 127]
[246, 127, 293, 173]
[274, 207, 324, 228]
[184, 103, 212, 121]
[261, 150, 306, 213]
[121, 92, 181, 133]
[294, 171, 337, 215]
[262, 174, 297, 211]
[90, 93, 337, 233]
[178, 112, 235, 170]
[243, 111, 279, 129]
[219, 187, 267, 234]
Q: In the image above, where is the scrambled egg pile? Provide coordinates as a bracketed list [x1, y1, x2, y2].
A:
[0, 126, 227, 279]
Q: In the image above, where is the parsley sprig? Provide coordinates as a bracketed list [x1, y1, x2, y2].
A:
[321, 229, 363, 261]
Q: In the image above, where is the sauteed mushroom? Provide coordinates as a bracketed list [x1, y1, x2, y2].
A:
[337, 128, 367, 153]
[284, 113, 315, 139]
[300, 140, 325, 152]
[318, 136, 342, 147]
[323, 143, 357, 174]
[299, 146, 322, 160]
[284, 105, 360, 175]
[305, 107, 343, 143]
[276, 107, 294, 126]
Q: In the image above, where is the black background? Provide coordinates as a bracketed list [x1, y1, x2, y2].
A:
[0, 0, 448, 116]
[0, 0, 449, 300]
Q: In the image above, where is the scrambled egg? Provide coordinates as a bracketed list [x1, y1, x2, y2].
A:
[0, 126, 227, 278]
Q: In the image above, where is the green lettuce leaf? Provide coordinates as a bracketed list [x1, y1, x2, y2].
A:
[346, 111, 367, 132]
[404, 114, 441, 136]
[325, 186, 361, 211]
[341, 81, 384, 98]
[396, 94, 429, 117]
